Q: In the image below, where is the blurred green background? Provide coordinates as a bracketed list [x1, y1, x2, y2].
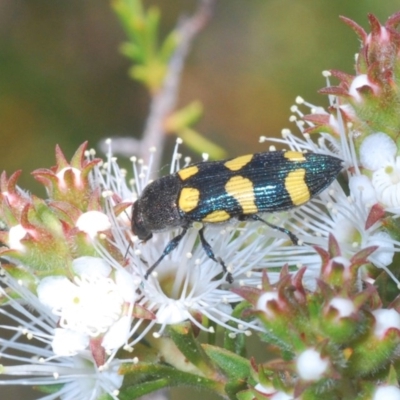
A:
[1, 1, 400, 399]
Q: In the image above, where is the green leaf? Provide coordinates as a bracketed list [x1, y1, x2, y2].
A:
[32, 384, 65, 395]
[375, 268, 399, 305]
[166, 101, 203, 131]
[225, 380, 250, 400]
[145, 7, 161, 59]
[236, 389, 258, 400]
[119, 377, 170, 400]
[1, 264, 37, 295]
[160, 31, 179, 62]
[113, 0, 171, 91]
[97, 394, 114, 400]
[129, 65, 148, 83]
[119, 42, 143, 62]
[178, 127, 227, 160]
[202, 344, 251, 380]
[224, 329, 246, 356]
[119, 363, 224, 399]
[168, 322, 219, 377]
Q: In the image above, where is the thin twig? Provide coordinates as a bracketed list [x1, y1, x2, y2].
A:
[141, 0, 215, 176]
[103, 0, 215, 173]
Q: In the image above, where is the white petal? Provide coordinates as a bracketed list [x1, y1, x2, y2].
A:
[76, 211, 111, 238]
[373, 309, 400, 338]
[114, 269, 138, 303]
[373, 385, 400, 400]
[367, 231, 394, 267]
[8, 224, 28, 251]
[257, 292, 279, 317]
[330, 215, 358, 246]
[52, 328, 89, 356]
[331, 256, 351, 269]
[73, 256, 111, 277]
[101, 315, 131, 351]
[296, 348, 329, 381]
[359, 132, 396, 171]
[372, 161, 400, 208]
[349, 175, 377, 207]
[59, 275, 124, 336]
[56, 167, 82, 189]
[254, 383, 276, 394]
[156, 302, 190, 324]
[349, 74, 378, 102]
[271, 392, 294, 400]
[37, 276, 75, 310]
[329, 298, 355, 318]
[99, 370, 124, 395]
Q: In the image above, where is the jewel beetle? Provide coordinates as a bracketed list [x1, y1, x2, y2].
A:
[131, 150, 343, 282]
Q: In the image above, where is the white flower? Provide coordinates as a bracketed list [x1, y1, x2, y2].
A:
[372, 159, 400, 209]
[8, 224, 28, 251]
[0, 272, 126, 399]
[52, 328, 90, 356]
[349, 74, 380, 102]
[373, 309, 400, 339]
[358, 132, 400, 209]
[101, 315, 132, 352]
[257, 292, 280, 317]
[132, 225, 261, 336]
[296, 348, 329, 381]
[260, 94, 400, 289]
[254, 383, 294, 399]
[373, 385, 400, 400]
[73, 255, 111, 277]
[57, 167, 83, 190]
[270, 393, 294, 400]
[76, 211, 112, 238]
[288, 179, 398, 286]
[328, 297, 355, 318]
[359, 132, 397, 171]
[348, 175, 377, 208]
[37, 256, 138, 355]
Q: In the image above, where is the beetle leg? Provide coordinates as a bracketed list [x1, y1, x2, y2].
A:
[144, 226, 189, 279]
[198, 227, 233, 283]
[249, 214, 299, 245]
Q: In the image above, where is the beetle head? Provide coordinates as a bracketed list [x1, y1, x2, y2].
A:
[131, 200, 153, 241]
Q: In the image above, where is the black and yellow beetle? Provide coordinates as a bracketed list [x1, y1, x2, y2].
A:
[131, 150, 342, 282]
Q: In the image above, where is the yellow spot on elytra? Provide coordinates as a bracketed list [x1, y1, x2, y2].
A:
[179, 187, 200, 212]
[178, 165, 199, 181]
[285, 169, 310, 205]
[202, 210, 230, 223]
[224, 154, 253, 171]
[284, 151, 306, 162]
[225, 176, 257, 214]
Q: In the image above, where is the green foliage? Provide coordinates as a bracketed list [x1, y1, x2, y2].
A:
[119, 363, 224, 399]
[112, 0, 227, 159]
[112, 0, 178, 93]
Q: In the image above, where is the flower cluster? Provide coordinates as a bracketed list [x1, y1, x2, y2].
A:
[244, 12, 400, 399]
[0, 144, 141, 398]
[0, 139, 266, 398]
